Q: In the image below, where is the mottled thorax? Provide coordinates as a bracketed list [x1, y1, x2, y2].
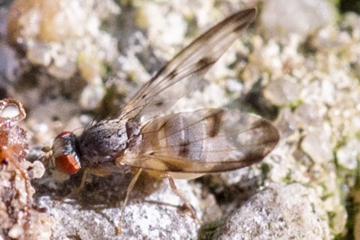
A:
[78, 119, 135, 167]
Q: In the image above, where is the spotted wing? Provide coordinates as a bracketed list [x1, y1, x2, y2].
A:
[119, 109, 279, 177]
[121, 8, 257, 121]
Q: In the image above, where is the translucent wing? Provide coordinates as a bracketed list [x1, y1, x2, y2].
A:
[119, 109, 279, 177]
[122, 8, 257, 121]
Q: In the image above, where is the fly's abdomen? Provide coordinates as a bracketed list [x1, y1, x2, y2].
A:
[140, 109, 230, 166]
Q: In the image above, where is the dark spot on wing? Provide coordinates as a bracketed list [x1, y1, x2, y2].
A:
[168, 69, 177, 79]
[157, 118, 169, 131]
[197, 57, 216, 71]
[142, 94, 147, 99]
[164, 162, 184, 172]
[155, 100, 164, 107]
[178, 140, 190, 158]
[206, 109, 225, 137]
[252, 118, 269, 129]
[251, 118, 280, 146]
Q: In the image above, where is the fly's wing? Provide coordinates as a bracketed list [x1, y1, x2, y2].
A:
[119, 109, 279, 177]
[121, 8, 257, 121]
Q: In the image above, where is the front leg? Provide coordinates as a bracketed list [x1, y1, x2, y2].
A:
[59, 167, 112, 202]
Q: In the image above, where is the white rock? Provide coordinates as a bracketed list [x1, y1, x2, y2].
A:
[301, 129, 333, 163]
[264, 77, 300, 105]
[337, 139, 359, 170]
[214, 183, 330, 239]
[261, 0, 335, 39]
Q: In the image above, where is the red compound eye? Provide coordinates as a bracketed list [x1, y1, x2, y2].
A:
[52, 131, 81, 174]
[54, 154, 80, 174]
[55, 131, 73, 138]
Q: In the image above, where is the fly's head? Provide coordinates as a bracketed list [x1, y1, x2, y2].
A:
[52, 131, 81, 174]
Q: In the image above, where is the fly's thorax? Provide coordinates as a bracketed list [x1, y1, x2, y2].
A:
[77, 119, 142, 167]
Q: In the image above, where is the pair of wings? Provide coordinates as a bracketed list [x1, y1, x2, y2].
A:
[117, 8, 279, 175]
[120, 109, 279, 177]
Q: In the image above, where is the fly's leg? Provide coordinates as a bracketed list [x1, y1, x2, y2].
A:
[58, 167, 111, 202]
[117, 167, 143, 235]
[54, 168, 90, 204]
[167, 175, 202, 224]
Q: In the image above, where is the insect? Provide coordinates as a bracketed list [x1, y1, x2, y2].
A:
[51, 8, 279, 233]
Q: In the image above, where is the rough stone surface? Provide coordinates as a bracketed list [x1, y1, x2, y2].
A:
[213, 183, 330, 240]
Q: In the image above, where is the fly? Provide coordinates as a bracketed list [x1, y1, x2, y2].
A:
[50, 8, 279, 234]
